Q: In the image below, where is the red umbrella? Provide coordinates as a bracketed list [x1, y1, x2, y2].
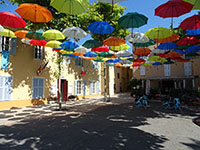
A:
[155, 0, 193, 27]
[30, 40, 47, 46]
[103, 37, 126, 46]
[134, 48, 151, 56]
[156, 53, 166, 58]
[133, 58, 146, 63]
[0, 12, 26, 28]
[132, 63, 142, 67]
[179, 14, 200, 30]
[165, 52, 182, 58]
[176, 36, 200, 45]
[91, 46, 109, 52]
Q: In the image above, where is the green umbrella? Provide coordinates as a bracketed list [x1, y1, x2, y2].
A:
[107, 63, 114, 67]
[99, 51, 113, 57]
[26, 30, 45, 40]
[184, 0, 200, 10]
[82, 40, 103, 48]
[145, 27, 172, 39]
[50, 0, 89, 15]
[134, 39, 156, 47]
[164, 60, 174, 64]
[94, 58, 104, 62]
[127, 58, 134, 61]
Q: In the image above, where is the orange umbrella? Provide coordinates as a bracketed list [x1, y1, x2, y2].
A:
[15, 3, 54, 23]
[103, 37, 126, 46]
[165, 52, 182, 58]
[83, 57, 95, 60]
[73, 52, 84, 56]
[115, 64, 123, 67]
[176, 57, 189, 62]
[154, 33, 180, 43]
[134, 48, 152, 56]
[15, 30, 29, 39]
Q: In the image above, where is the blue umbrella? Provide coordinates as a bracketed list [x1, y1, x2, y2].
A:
[88, 21, 115, 35]
[68, 53, 79, 58]
[158, 42, 178, 50]
[173, 50, 185, 55]
[106, 58, 121, 63]
[152, 62, 162, 66]
[83, 51, 98, 57]
[185, 45, 200, 54]
[60, 41, 79, 49]
[186, 28, 200, 36]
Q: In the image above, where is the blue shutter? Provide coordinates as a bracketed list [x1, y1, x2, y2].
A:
[0, 77, 4, 101]
[96, 81, 99, 94]
[38, 78, 44, 98]
[74, 80, 77, 95]
[9, 38, 17, 55]
[33, 78, 38, 99]
[83, 80, 86, 95]
[89, 80, 92, 95]
[75, 58, 79, 66]
[66, 57, 71, 64]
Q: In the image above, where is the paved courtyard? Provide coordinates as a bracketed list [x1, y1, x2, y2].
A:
[0, 94, 199, 150]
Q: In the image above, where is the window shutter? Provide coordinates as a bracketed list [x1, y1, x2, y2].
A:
[96, 62, 99, 69]
[89, 80, 92, 95]
[184, 62, 192, 76]
[83, 80, 87, 95]
[33, 78, 38, 99]
[75, 58, 79, 66]
[0, 35, 2, 52]
[66, 56, 71, 64]
[92, 61, 95, 69]
[164, 64, 171, 76]
[96, 81, 99, 94]
[74, 80, 77, 95]
[0, 77, 4, 101]
[38, 78, 44, 98]
[9, 38, 17, 55]
[5, 77, 12, 100]
[140, 66, 145, 76]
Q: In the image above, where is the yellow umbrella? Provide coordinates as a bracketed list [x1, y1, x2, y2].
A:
[110, 44, 130, 51]
[60, 50, 73, 54]
[145, 27, 172, 39]
[46, 40, 62, 48]
[0, 29, 16, 38]
[42, 29, 65, 40]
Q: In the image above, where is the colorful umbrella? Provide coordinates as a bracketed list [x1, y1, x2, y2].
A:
[94, 58, 104, 62]
[103, 37, 125, 46]
[73, 52, 84, 56]
[152, 62, 162, 66]
[145, 27, 172, 39]
[125, 32, 149, 43]
[115, 50, 132, 57]
[179, 15, 200, 30]
[134, 48, 151, 56]
[106, 58, 121, 63]
[164, 60, 174, 64]
[119, 59, 132, 64]
[148, 56, 163, 62]
[21, 38, 31, 45]
[176, 36, 200, 45]
[74, 46, 89, 53]
[158, 42, 178, 50]
[42, 29, 65, 40]
[152, 48, 165, 54]
[82, 40, 103, 48]
[60, 41, 79, 49]
[50, 0, 89, 15]
[14, 30, 29, 39]
[156, 53, 166, 58]
[88, 21, 115, 35]
[185, 45, 200, 53]
[83, 51, 98, 57]
[0, 25, 5, 32]
[99, 51, 113, 57]
[184, 0, 200, 10]
[133, 58, 145, 63]
[110, 44, 130, 51]
[30, 40, 47, 46]
[15, 3, 53, 23]
[176, 57, 189, 62]
[132, 63, 141, 67]
[142, 63, 152, 66]
[0, 12, 26, 28]
[154, 33, 180, 43]
[91, 46, 109, 52]
[133, 39, 155, 47]
[46, 40, 62, 49]
[62, 26, 87, 39]
[173, 50, 185, 55]
[26, 30, 44, 40]
[186, 28, 200, 36]
[165, 52, 182, 58]
[0, 29, 16, 38]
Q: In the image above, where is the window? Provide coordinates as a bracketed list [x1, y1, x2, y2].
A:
[34, 46, 45, 60]
[164, 64, 171, 76]
[77, 81, 82, 95]
[0, 76, 12, 101]
[92, 61, 99, 69]
[0, 36, 17, 55]
[140, 66, 145, 76]
[32, 78, 44, 99]
[1, 36, 9, 51]
[90, 80, 96, 94]
[184, 62, 192, 76]
[117, 73, 120, 79]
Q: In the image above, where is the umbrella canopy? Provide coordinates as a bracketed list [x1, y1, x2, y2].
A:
[142, 63, 152, 66]
[184, 0, 200, 10]
[91, 46, 109, 52]
[154, 33, 180, 43]
[176, 36, 200, 45]
[186, 28, 200, 36]
[133, 39, 155, 47]
[94, 58, 104, 62]
[133, 58, 146, 63]
[106, 58, 121, 63]
[164, 60, 174, 64]
[74, 46, 89, 53]
[165, 52, 182, 58]
[115, 50, 132, 57]
[60, 41, 79, 49]
[88, 21, 115, 35]
[98, 0, 125, 4]
[30, 40, 47, 46]
[50, 0, 89, 15]
[62, 26, 87, 39]
[118, 12, 148, 29]
[119, 59, 132, 64]
[0, 12, 26, 28]
[46, 40, 62, 48]
[42, 29, 65, 40]
[145, 27, 172, 39]
[173, 50, 185, 55]
[185, 45, 200, 54]
[134, 48, 151, 56]
[83, 51, 98, 57]
[26, 30, 44, 40]
[152, 48, 165, 54]
[15, 30, 29, 39]
[148, 56, 163, 62]
[110, 44, 130, 51]
[152, 62, 162, 66]
[103, 37, 125, 46]
[99, 51, 113, 57]
[156, 53, 166, 58]
[21, 38, 31, 45]
[82, 40, 103, 48]
[15, 3, 53, 23]
[155, 0, 193, 18]
[125, 32, 149, 43]
[176, 57, 189, 62]
[0, 29, 16, 38]
[0, 25, 5, 32]
[158, 42, 178, 50]
[179, 15, 200, 30]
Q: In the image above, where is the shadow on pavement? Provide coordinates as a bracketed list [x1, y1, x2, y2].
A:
[0, 102, 198, 150]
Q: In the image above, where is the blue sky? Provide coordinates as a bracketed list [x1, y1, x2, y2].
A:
[0, 0, 198, 45]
